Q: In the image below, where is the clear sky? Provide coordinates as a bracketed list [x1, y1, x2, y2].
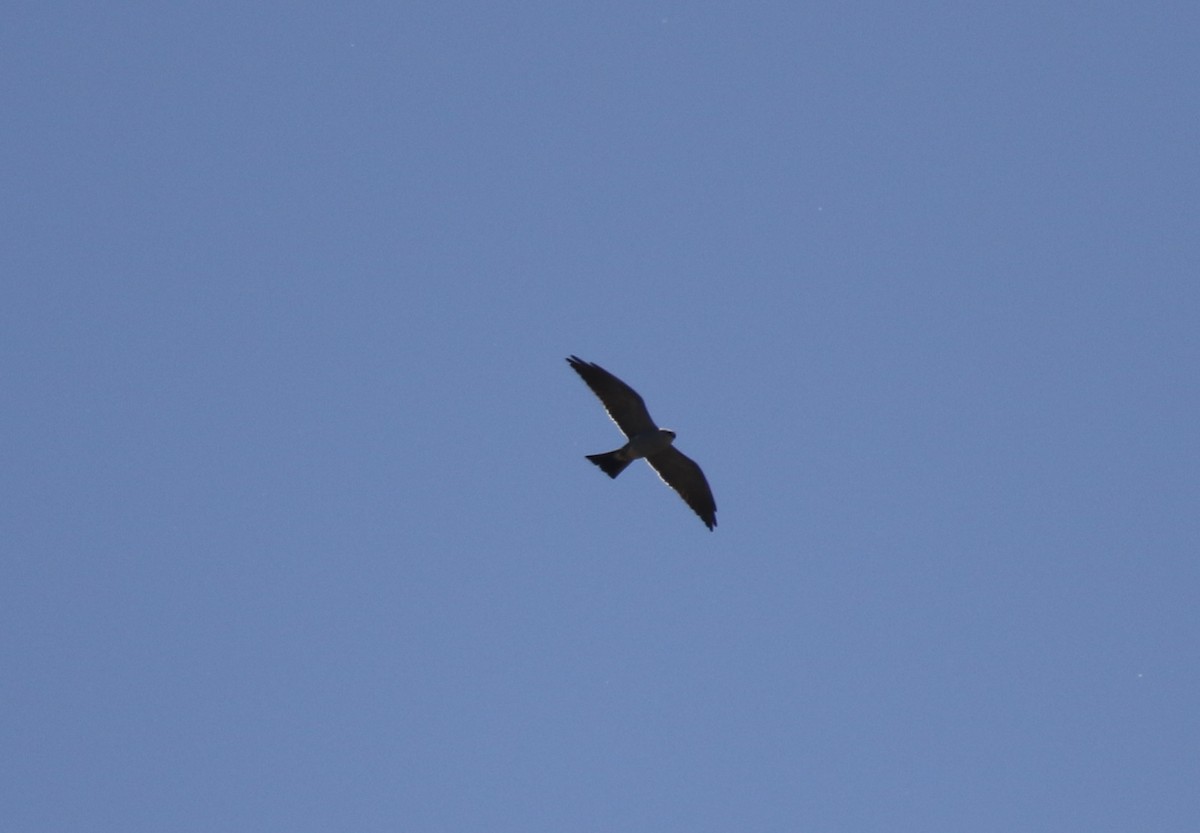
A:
[4, 4, 1198, 831]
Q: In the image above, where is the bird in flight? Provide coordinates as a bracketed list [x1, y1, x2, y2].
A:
[567, 355, 717, 530]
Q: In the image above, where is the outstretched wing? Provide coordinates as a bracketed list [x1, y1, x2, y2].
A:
[647, 446, 717, 530]
[566, 355, 658, 438]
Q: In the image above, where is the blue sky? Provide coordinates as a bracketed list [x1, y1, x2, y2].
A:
[4, 3, 1198, 831]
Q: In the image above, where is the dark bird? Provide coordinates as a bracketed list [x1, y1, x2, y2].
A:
[567, 355, 717, 530]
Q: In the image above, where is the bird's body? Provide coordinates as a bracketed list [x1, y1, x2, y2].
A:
[567, 356, 717, 530]
[585, 428, 676, 478]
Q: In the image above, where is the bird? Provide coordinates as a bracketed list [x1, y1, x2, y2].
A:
[566, 355, 717, 530]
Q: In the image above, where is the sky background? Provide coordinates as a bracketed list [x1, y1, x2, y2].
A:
[3, 3, 1198, 831]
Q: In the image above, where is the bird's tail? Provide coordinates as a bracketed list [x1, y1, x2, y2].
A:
[586, 451, 632, 479]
